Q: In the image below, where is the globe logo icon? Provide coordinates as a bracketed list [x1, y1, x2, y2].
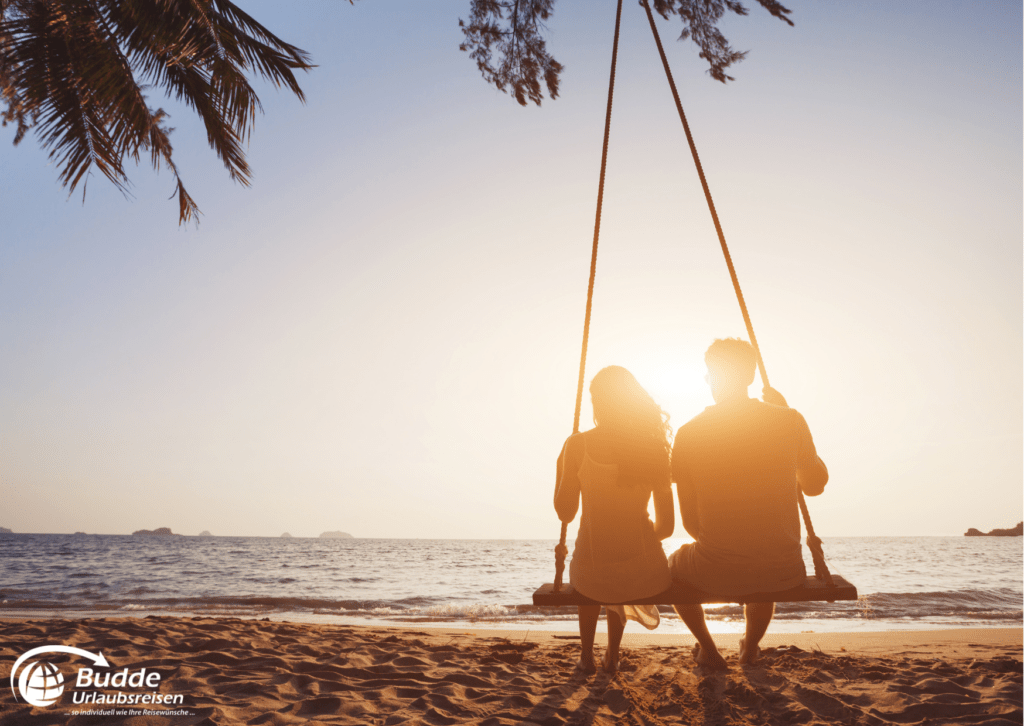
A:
[17, 661, 64, 708]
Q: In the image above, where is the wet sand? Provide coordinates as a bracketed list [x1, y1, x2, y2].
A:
[1, 617, 1020, 725]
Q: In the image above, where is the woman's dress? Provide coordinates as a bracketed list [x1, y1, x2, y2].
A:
[565, 434, 671, 628]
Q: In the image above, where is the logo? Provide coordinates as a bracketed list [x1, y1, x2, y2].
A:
[9, 644, 187, 713]
[10, 646, 108, 708]
[18, 662, 64, 707]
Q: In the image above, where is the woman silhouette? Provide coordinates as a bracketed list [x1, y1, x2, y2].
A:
[554, 366, 674, 673]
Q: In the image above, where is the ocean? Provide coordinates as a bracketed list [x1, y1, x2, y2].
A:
[1, 534, 1020, 634]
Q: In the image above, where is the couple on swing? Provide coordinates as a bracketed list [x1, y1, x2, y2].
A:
[554, 338, 829, 674]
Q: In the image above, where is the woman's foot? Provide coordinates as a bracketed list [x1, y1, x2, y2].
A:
[602, 650, 618, 674]
[578, 655, 597, 674]
[692, 643, 729, 672]
[738, 638, 760, 666]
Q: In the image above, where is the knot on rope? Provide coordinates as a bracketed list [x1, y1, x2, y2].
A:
[804, 534, 835, 587]
[553, 522, 569, 592]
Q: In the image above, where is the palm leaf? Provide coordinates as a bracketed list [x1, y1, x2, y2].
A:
[2, 0, 312, 224]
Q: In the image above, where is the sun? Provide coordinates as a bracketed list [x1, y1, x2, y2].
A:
[627, 358, 712, 433]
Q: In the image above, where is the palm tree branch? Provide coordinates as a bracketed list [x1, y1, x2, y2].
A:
[161, 59, 251, 185]
[8, 1, 128, 191]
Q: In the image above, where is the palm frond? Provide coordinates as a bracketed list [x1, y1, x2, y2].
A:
[163, 60, 251, 185]
[2, 0, 312, 224]
[8, 1, 129, 191]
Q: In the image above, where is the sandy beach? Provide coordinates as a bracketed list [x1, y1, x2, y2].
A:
[1, 617, 1020, 725]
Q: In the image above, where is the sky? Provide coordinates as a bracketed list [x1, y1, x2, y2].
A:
[1, 1, 1020, 539]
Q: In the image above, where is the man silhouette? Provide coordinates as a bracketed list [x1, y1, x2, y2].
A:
[668, 338, 828, 670]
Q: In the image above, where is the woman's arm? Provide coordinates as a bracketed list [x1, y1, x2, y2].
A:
[652, 485, 675, 540]
[553, 435, 582, 523]
[672, 433, 700, 540]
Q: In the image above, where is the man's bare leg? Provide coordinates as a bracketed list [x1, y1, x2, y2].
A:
[673, 604, 728, 671]
[577, 605, 600, 673]
[739, 602, 774, 665]
[603, 608, 625, 673]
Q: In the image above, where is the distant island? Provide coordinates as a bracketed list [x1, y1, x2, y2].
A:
[198, 531, 214, 537]
[964, 522, 1022, 537]
[281, 532, 293, 538]
[319, 531, 353, 539]
[73, 531, 87, 536]
[132, 527, 181, 536]
[0, 527, 11, 534]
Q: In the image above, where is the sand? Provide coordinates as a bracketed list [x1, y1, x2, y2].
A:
[1, 617, 1020, 725]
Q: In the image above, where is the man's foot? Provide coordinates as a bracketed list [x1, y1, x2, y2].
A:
[692, 643, 729, 672]
[738, 638, 760, 666]
[577, 655, 597, 674]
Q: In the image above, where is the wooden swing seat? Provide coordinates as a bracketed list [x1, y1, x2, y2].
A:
[533, 575, 858, 606]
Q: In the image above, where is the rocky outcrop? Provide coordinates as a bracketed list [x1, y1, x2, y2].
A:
[319, 531, 354, 539]
[0, 527, 11, 534]
[964, 522, 1023, 537]
[132, 527, 180, 536]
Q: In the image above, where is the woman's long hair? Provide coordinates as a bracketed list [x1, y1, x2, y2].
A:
[589, 366, 672, 456]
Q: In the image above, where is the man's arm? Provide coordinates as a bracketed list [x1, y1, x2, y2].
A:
[797, 456, 828, 497]
[792, 407, 827, 496]
[765, 388, 829, 497]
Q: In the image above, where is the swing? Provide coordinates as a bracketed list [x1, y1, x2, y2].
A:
[533, 0, 858, 608]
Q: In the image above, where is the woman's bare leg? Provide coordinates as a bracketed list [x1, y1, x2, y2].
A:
[739, 602, 774, 665]
[603, 608, 625, 673]
[577, 605, 600, 673]
[673, 604, 728, 671]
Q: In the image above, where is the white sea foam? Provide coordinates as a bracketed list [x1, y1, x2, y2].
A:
[421, 603, 516, 619]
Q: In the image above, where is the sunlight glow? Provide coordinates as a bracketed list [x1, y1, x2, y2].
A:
[631, 358, 712, 436]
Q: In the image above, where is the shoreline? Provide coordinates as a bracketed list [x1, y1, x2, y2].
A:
[2, 608, 1020, 635]
[3, 614, 1021, 648]
[2, 617, 1020, 725]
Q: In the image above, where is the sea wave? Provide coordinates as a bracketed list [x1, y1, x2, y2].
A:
[1, 587, 1019, 625]
[2, 535, 1020, 630]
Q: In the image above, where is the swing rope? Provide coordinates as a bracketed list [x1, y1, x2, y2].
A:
[555, 0, 834, 593]
[638, 0, 834, 587]
[554, 0, 625, 594]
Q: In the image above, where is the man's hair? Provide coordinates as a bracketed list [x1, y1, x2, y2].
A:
[705, 338, 756, 386]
